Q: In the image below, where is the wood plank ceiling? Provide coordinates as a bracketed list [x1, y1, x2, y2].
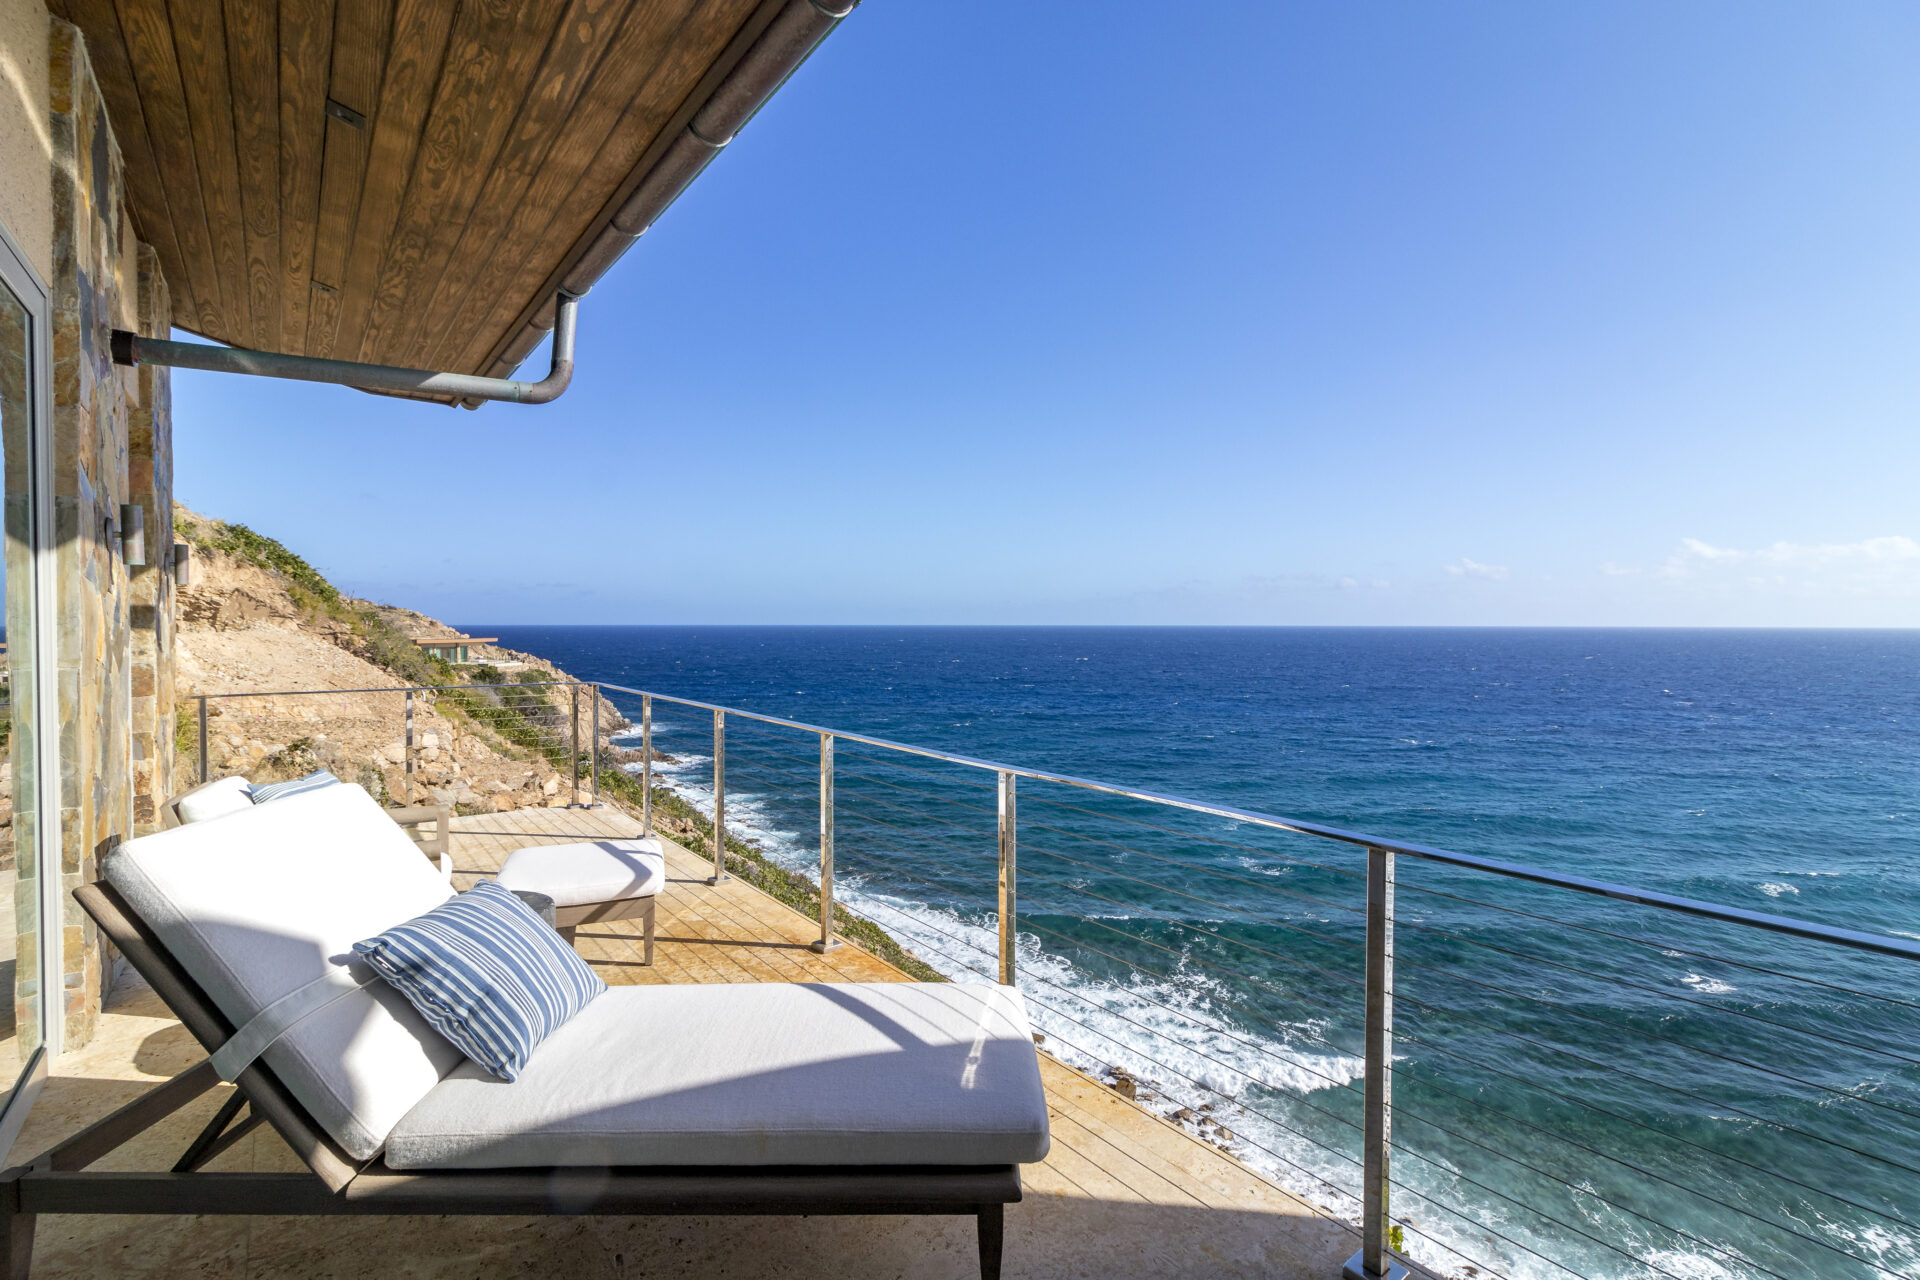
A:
[52, 0, 775, 378]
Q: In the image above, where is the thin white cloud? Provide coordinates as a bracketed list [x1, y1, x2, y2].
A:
[1599, 562, 1639, 577]
[1444, 558, 1510, 580]
[1660, 535, 1920, 580]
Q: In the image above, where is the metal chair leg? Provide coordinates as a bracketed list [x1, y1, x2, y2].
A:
[0, 1173, 35, 1280]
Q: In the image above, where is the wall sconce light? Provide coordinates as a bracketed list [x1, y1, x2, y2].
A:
[119, 503, 146, 567]
[172, 542, 191, 586]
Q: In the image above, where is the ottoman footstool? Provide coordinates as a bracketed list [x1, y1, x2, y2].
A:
[494, 838, 666, 964]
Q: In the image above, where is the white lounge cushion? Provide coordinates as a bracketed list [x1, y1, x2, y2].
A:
[385, 982, 1052, 1169]
[493, 839, 666, 907]
[175, 775, 255, 824]
[105, 783, 465, 1160]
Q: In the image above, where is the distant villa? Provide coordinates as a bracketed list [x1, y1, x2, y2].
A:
[408, 629, 496, 666]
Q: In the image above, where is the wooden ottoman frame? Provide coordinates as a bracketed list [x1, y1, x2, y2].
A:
[554, 895, 657, 965]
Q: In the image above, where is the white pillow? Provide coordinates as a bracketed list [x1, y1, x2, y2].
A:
[175, 775, 255, 824]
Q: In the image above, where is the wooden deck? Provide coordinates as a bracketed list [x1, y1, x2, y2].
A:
[444, 805, 906, 987]
[4, 805, 1357, 1278]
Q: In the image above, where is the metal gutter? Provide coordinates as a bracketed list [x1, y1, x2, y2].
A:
[460, 0, 858, 407]
[110, 292, 579, 405]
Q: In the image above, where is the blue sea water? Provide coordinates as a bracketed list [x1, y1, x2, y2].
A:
[478, 625, 1920, 1280]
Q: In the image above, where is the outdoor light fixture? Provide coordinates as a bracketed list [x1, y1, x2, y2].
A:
[172, 542, 191, 586]
[119, 503, 146, 567]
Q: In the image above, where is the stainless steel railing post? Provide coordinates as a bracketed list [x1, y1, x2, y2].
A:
[196, 695, 209, 784]
[709, 709, 728, 884]
[810, 733, 842, 954]
[1344, 846, 1407, 1280]
[590, 685, 600, 805]
[641, 694, 653, 835]
[998, 770, 1017, 986]
[404, 689, 415, 806]
[570, 684, 581, 806]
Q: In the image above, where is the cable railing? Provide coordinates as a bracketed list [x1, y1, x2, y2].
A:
[185, 680, 609, 810]
[184, 678, 1920, 1280]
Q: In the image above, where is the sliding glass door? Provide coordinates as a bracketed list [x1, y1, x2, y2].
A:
[0, 224, 60, 1145]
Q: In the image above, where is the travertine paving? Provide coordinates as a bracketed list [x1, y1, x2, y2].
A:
[3, 806, 1356, 1278]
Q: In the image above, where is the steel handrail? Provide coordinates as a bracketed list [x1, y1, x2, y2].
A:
[188, 676, 1920, 962]
[591, 682, 1920, 965]
[196, 681, 580, 698]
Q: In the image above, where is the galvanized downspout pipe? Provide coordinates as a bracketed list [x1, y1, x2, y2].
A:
[110, 291, 580, 405]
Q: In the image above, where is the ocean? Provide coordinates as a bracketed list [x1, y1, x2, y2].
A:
[477, 625, 1920, 1280]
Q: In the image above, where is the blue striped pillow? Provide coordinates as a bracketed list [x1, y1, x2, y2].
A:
[251, 770, 341, 804]
[352, 880, 605, 1080]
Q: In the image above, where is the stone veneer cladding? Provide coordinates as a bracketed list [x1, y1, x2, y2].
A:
[38, 16, 175, 1048]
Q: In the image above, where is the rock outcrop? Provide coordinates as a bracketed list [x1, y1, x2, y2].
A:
[171, 505, 627, 814]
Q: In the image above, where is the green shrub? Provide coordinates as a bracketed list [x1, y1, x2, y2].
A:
[202, 521, 341, 608]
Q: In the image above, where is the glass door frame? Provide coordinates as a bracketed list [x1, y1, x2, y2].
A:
[0, 217, 65, 1160]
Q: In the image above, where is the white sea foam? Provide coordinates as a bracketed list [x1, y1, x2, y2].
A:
[1638, 1248, 1741, 1279]
[1681, 973, 1736, 995]
[1816, 1213, 1920, 1276]
[1757, 882, 1797, 897]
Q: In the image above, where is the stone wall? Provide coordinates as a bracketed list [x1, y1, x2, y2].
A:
[127, 242, 175, 838]
[43, 16, 174, 1048]
[0, 0, 53, 283]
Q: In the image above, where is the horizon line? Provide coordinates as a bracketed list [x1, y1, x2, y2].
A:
[445, 621, 1920, 632]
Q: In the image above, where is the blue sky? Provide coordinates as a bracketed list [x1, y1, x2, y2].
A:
[173, 3, 1920, 626]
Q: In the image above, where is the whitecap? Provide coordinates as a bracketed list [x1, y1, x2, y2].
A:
[1757, 882, 1797, 897]
[1681, 973, 1736, 995]
[1639, 1248, 1741, 1279]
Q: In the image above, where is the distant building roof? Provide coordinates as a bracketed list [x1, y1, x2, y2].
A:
[409, 630, 497, 648]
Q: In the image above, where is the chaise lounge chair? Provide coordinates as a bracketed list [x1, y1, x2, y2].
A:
[160, 773, 453, 878]
[0, 784, 1048, 1278]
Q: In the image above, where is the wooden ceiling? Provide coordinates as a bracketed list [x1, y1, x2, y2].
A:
[53, 0, 780, 377]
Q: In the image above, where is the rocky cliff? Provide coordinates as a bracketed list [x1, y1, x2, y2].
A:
[171, 505, 627, 815]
